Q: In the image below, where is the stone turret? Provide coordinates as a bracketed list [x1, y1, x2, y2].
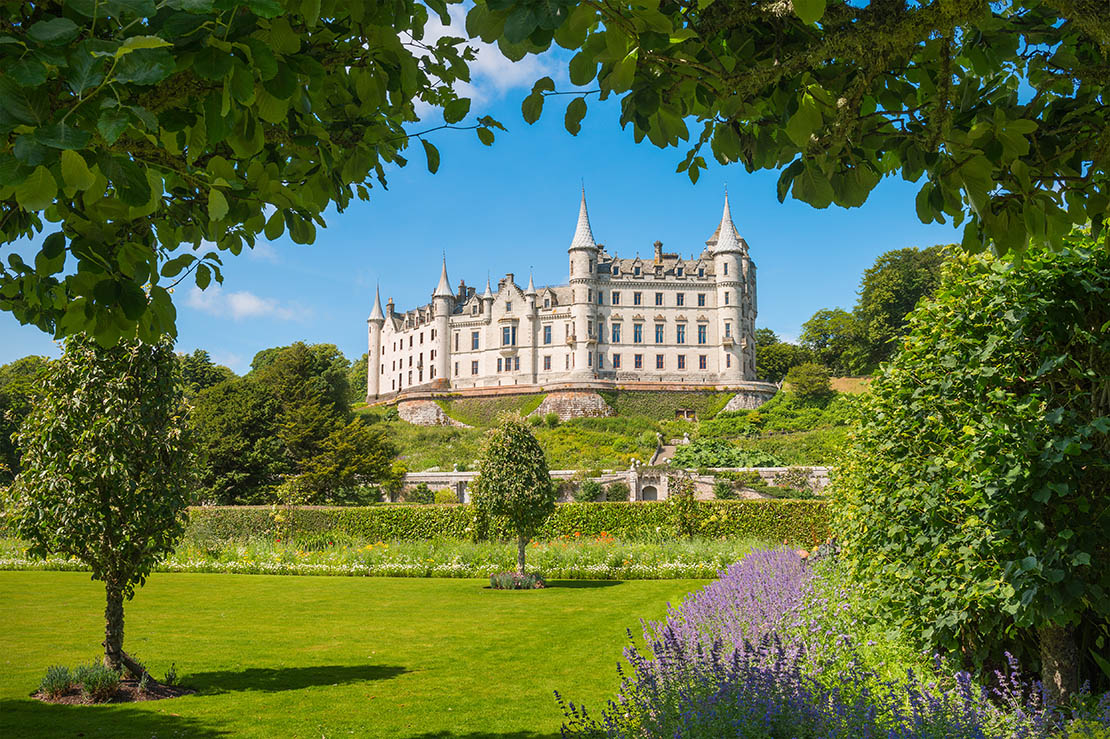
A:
[568, 188, 597, 379]
[431, 257, 453, 385]
[712, 191, 745, 382]
[367, 285, 385, 400]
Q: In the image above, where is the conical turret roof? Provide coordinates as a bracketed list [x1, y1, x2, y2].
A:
[569, 188, 597, 251]
[368, 285, 384, 321]
[709, 190, 744, 254]
[481, 275, 494, 299]
[525, 271, 536, 294]
[433, 256, 452, 298]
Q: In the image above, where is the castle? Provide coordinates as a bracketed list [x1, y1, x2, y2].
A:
[366, 190, 766, 405]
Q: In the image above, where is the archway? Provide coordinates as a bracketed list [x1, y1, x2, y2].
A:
[641, 485, 658, 501]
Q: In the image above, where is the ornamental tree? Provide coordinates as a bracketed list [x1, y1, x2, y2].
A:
[7, 335, 193, 677]
[471, 414, 556, 576]
[471, 0, 1109, 254]
[831, 235, 1110, 701]
[0, 0, 498, 344]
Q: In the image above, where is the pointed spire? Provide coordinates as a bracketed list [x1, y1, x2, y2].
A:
[433, 256, 452, 298]
[569, 187, 597, 251]
[482, 274, 493, 299]
[710, 188, 743, 254]
[368, 284, 384, 321]
[525, 270, 536, 295]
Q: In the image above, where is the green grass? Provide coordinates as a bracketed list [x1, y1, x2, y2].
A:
[435, 394, 546, 427]
[0, 572, 704, 738]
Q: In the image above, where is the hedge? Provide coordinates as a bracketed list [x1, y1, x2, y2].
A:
[596, 390, 735, 421]
[184, 500, 829, 546]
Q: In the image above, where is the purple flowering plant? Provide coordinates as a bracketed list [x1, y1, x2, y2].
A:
[557, 548, 1110, 738]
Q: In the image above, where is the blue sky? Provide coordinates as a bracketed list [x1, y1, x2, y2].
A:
[0, 14, 962, 373]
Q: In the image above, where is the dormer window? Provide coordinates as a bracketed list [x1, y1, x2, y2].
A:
[698, 267, 705, 278]
[506, 301, 512, 312]
[544, 297, 550, 308]
[677, 267, 684, 277]
[634, 266, 641, 276]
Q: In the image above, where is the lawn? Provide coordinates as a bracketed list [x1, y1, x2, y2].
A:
[0, 572, 705, 738]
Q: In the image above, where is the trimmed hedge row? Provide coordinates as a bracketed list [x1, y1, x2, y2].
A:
[596, 390, 735, 421]
[185, 500, 829, 545]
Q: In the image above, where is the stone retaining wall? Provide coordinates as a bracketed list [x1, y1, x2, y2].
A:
[529, 391, 613, 421]
[397, 399, 469, 427]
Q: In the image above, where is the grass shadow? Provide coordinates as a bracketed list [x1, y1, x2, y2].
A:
[545, 580, 623, 589]
[186, 664, 407, 695]
[0, 698, 228, 738]
[404, 727, 559, 732]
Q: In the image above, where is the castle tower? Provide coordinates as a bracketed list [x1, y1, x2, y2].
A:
[524, 271, 539, 383]
[711, 191, 746, 382]
[367, 286, 385, 400]
[431, 257, 454, 385]
[568, 189, 598, 379]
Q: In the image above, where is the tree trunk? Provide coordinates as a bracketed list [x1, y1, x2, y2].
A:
[1039, 623, 1078, 705]
[103, 580, 124, 673]
[517, 535, 527, 577]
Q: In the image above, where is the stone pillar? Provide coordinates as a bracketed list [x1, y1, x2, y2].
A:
[367, 317, 383, 399]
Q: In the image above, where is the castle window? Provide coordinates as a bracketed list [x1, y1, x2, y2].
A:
[634, 265, 641, 276]
[655, 292, 663, 306]
[454, 362, 459, 376]
[514, 356, 520, 370]
[698, 267, 705, 278]
[612, 291, 620, 305]
[588, 289, 592, 302]
[697, 293, 706, 307]
[408, 370, 412, 384]
[588, 353, 592, 367]
[597, 291, 603, 305]
[543, 325, 552, 344]
[589, 261, 594, 273]
[506, 301, 512, 312]
[724, 263, 729, 276]
[655, 324, 664, 343]
[676, 325, 686, 344]
[497, 358, 503, 372]
[612, 323, 621, 343]
[392, 379, 395, 390]
[420, 332, 424, 344]
[409, 356, 413, 367]
[677, 267, 684, 277]
[726, 354, 732, 368]
[725, 322, 732, 338]
[699, 355, 707, 369]
[676, 293, 685, 306]
[656, 354, 664, 369]
[566, 354, 570, 369]
[633, 324, 643, 343]
[454, 332, 459, 351]
[597, 321, 604, 342]
[502, 326, 517, 346]
[431, 329, 436, 339]
[409, 336, 413, 348]
[544, 355, 551, 370]
[634, 354, 643, 369]
[724, 292, 730, 305]
[598, 353, 604, 368]
[588, 320, 593, 338]
[698, 325, 707, 344]
[472, 305, 478, 315]
[544, 297, 550, 308]
[471, 360, 479, 375]
[633, 292, 642, 306]
[471, 331, 479, 350]
[678, 355, 686, 370]
[613, 353, 621, 369]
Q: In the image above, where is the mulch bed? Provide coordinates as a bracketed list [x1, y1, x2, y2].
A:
[33, 679, 194, 705]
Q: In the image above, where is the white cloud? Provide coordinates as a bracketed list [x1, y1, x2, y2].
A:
[247, 242, 279, 262]
[186, 286, 300, 322]
[211, 351, 247, 374]
[414, 5, 562, 117]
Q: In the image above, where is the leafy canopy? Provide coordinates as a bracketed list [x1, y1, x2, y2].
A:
[471, 0, 1109, 254]
[832, 235, 1110, 683]
[0, 0, 498, 345]
[471, 414, 556, 541]
[7, 335, 193, 597]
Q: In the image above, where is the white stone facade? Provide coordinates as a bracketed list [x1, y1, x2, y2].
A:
[367, 191, 758, 400]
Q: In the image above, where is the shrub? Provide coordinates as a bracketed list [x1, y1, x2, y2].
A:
[670, 438, 784, 468]
[604, 482, 630, 502]
[667, 474, 701, 538]
[784, 362, 832, 400]
[834, 242, 1110, 698]
[544, 412, 560, 428]
[433, 488, 458, 505]
[181, 500, 829, 545]
[79, 663, 121, 703]
[489, 571, 546, 590]
[573, 480, 603, 503]
[38, 665, 72, 699]
[404, 483, 433, 505]
[712, 479, 738, 500]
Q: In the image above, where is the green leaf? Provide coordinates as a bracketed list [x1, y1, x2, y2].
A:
[248, 0, 283, 18]
[98, 109, 131, 144]
[569, 52, 597, 87]
[610, 51, 637, 93]
[301, 0, 321, 27]
[10, 59, 47, 87]
[208, 188, 229, 220]
[36, 233, 67, 274]
[195, 263, 212, 289]
[113, 48, 176, 85]
[60, 150, 96, 192]
[443, 98, 471, 124]
[35, 123, 93, 150]
[67, 49, 106, 94]
[792, 165, 834, 208]
[476, 127, 495, 146]
[28, 17, 80, 46]
[14, 165, 57, 211]
[115, 35, 173, 57]
[264, 210, 285, 240]
[160, 254, 195, 278]
[521, 92, 544, 125]
[564, 97, 587, 136]
[785, 94, 821, 148]
[422, 140, 440, 174]
[792, 0, 826, 24]
[104, 156, 151, 206]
